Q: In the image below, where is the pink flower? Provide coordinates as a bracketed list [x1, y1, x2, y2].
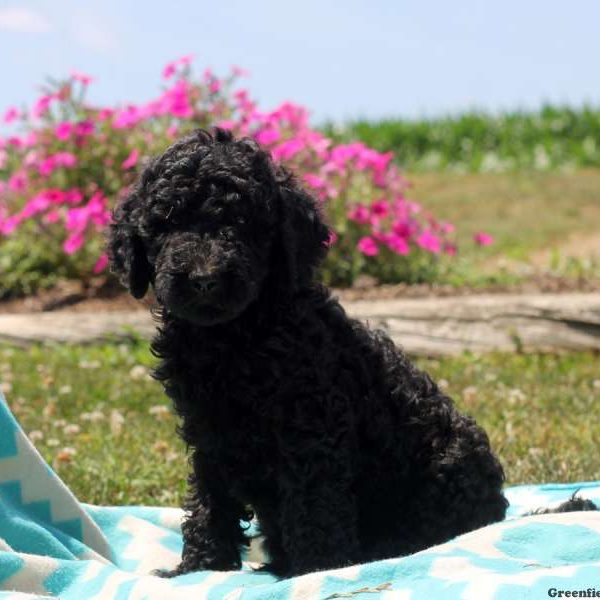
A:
[122, 148, 139, 169]
[392, 219, 416, 239]
[38, 153, 77, 177]
[44, 210, 61, 224]
[209, 79, 221, 94]
[255, 129, 280, 146]
[444, 242, 457, 256]
[44, 189, 66, 204]
[162, 80, 193, 118]
[97, 108, 114, 122]
[113, 106, 142, 129]
[303, 174, 326, 189]
[64, 189, 83, 204]
[7, 136, 23, 148]
[55, 152, 77, 167]
[71, 71, 93, 86]
[162, 55, 194, 79]
[474, 232, 494, 246]
[357, 236, 379, 256]
[93, 254, 109, 273]
[370, 200, 389, 218]
[55, 122, 73, 141]
[23, 151, 38, 168]
[31, 94, 55, 118]
[326, 230, 338, 246]
[272, 139, 304, 161]
[231, 65, 249, 77]
[86, 192, 110, 227]
[166, 125, 179, 138]
[63, 232, 84, 254]
[348, 205, 370, 225]
[217, 120, 235, 130]
[0, 215, 22, 235]
[440, 222, 455, 234]
[74, 120, 95, 137]
[21, 194, 51, 218]
[406, 201, 421, 214]
[162, 62, 177, 79]
[3, 107, 20, 124]
[23, 132, 38, 148]
[386, 234, 410, 255]
[8, 172, 27, 192]
[65, 208, 86, 232]
[0, 150, 6, 169]
[416, 230, 441, 254]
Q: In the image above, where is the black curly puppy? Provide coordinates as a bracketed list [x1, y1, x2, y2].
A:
[107, 128, 509, 578]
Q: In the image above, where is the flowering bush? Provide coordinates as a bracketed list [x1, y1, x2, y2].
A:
[0, 56, 488, 295]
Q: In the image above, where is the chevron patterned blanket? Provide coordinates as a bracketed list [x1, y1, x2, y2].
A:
[1, 392, 599, 600]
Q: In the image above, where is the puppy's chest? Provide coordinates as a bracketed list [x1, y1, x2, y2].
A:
[180, 355, 281, 468]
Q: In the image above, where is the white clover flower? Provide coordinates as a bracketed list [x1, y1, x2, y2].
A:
[28, 430, 44, 442]
[461, 386, 478, 402]
[58, 385, 72, 395]
[63, 423, 81, 435]
[149, 405, 170, 419]
[110, 409, 125, 436]
[81, 410, 105, 423]
[508, 388, 526, 404]
[165, 451, 179, 463]
[129, 365, 150, 380]
[79, 360, 101, 369]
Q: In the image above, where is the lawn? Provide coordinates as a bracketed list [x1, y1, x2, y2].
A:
[1, 342, 598, 506]
[409, 169, 600, 265]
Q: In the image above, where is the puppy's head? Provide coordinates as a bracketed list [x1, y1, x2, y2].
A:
[107, 128, 330, 326]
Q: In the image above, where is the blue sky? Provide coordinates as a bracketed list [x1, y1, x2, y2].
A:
[1, 0, 599, 123]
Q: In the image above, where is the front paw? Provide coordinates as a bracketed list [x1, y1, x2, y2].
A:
[154, 554, 241, 578]
[253, 559, 291, 578]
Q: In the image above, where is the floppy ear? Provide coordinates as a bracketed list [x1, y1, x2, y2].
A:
[276, 184, 330, 291]
[107, 204, 152, 299]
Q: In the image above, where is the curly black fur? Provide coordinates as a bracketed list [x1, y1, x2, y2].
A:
[107, 128, 510, 578]
[526, 492, 598, 515]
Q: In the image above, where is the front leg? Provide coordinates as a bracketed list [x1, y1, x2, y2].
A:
[159, 450, 250, 577]
[277, 418, 359, 576]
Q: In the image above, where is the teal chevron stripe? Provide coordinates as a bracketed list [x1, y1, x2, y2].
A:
[43, 560, 89, 596]
[0, 552, 24, 586]
[57, 518, 84, 543]
[0, 397, 18, 459]
[1, 481, 53, 523]
[0, 480, 85, 558]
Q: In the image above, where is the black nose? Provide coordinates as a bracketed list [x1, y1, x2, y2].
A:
[190, 273, 218, 294]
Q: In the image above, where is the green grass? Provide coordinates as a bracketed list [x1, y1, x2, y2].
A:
[1, 342, 187, 506]
[326, 104, 600, 172]
[1, 342, 599, 506]
[405, 169, 600, 286]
